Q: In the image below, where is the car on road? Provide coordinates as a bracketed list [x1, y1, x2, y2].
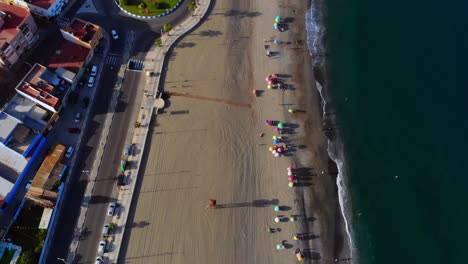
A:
[88, 76, 95, 88]
[111, 30, 118, 40]
[102, 224, 110, 237]
[68, 127, 80, 134]
[95, 257, 103, 264]
[97, 240, 106, 254]
[120, 160, 127, 171]
[25, 179, 32, 190]
[65, 146, 75, 159]
[91, 65, 98, 76]
[74, 112, 81, 123]
[123, 144, 131, 156]
[107, 202, 116, 216]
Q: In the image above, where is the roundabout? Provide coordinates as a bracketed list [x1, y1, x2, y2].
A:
[116, 0, 184, 18]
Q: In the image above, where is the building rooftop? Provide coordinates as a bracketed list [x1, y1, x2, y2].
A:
[17, 64, 60, 109]
[4, 94, 48, 132]
[27, 0, 56, 10]
[0, 2, 30, 46]
[62, 18, 100, 44]
[31, 144, 64, 190]
[0, 176, 14, 198]
[47, 39, 91, 73]
[0, 112, 20, 143]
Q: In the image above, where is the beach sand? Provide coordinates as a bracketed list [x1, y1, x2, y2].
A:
[121, 0, 349, 263]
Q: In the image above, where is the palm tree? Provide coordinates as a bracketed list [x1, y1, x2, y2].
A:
[163, 23, 172, 35]
[188, 1, 197, 16]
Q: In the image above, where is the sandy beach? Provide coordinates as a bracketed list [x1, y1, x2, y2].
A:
[120, 0, 349, 263]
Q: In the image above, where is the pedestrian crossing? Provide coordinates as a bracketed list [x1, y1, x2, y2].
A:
[105, 55, 123, 66]
[128, 59, 144, 71]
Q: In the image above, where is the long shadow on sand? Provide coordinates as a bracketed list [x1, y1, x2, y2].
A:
[216, 199, 278, 209]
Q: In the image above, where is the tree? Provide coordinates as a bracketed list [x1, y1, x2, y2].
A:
[163, 23, 172, 35]
[188, 1, 197, 15]
[119, 0, 128, 5]
[134, 121, 141, 128]
[17, 250, 34, 264]
[155, 38, 162, 47]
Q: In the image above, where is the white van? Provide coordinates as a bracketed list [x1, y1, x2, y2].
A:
[65, 146, 74, 158]
[102, 224, 110, 237]
[91, 65, 98, 76]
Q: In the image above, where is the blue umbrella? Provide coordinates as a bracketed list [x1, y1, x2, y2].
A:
[273, 139, 279, 144]
[276, 15, 282, 21]
[274, 23, 279, 29]
[274, 39, 280, 45]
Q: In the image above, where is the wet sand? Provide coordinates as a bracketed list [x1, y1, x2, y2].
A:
[121, 0, 349, 263]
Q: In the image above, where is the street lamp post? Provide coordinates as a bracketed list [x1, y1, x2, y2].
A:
[57, 258, 69, 264]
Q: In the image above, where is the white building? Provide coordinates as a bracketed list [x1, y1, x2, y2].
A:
[14, 0, 69, 18]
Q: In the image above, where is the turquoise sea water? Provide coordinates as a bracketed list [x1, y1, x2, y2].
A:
[325, 0, 468, 263]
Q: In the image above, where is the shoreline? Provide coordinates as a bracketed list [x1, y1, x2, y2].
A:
[302, 0, 353, 262]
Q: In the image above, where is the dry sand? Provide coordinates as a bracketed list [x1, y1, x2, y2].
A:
[121, 0, 349, 263]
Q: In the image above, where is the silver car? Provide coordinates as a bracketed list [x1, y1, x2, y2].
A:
[97, 240, 106, 254]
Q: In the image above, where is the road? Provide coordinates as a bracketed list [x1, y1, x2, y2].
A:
[45, 0, 192, 263]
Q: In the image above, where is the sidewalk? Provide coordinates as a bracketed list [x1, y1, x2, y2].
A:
[104, 1, 212, 263]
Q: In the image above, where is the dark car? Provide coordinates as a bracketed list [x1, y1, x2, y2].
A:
[81, 97, 90, 108]
[117, 174, 125, 186]
[68, 127, 80, 134]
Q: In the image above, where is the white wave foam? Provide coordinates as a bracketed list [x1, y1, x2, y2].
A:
[306, 1, 325, 66]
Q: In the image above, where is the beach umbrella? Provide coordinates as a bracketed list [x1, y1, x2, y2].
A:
[265, 76, 271, 82]
[276, 15, 282, 21]
[287, 171, 293, 176]
[267, 80, 273, 85]
[276, 244, 284, 250]
[269, 147, 274, 152]
[277, 147, 283, 153]
[272, 73, 278, 78]
[288, 182, 294, 187]
[273, 145, 278, 150]
[277, 122, 284, 129]
[290, 216, 297, 222]
[274, 39, 280, 45]
[275, 127, 280, 132]
[267, 84, 272, 89]
[275, 217, 280, 223]
[273, 135, 278, 140]
[274, 152, 280, 157]
[273, 139, 279, 144]
[287, 166, 293, 171]
[274, 205, 280, 212]
[288, 176, 294, 182]
[274, 23, 279, 29]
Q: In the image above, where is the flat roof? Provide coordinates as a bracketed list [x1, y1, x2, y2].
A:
[0, 112, 19, 142]
[4, 94, 47, 132]
[63, 18, 100, 44]
[32, 144, 65, 189]
[0, 176, 14, 198]
[47, 39, 91, 73]
[0, 3, 30, 46]
[17, 64, 60, 109]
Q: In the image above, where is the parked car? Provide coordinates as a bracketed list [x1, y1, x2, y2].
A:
[123, 144, 131, 156]
[117, 174, 125, 186]
[25, 179, 32, 190]
[102, 224, 110, 237]
[68, 127, 80, 134]
[120, 160, 127, 171]
[111, 30, 119, 40]
[65, 146, 75, 158]
[95, 257, 103, 264]
[107, 202, 116, 216]
[97, 240, 106, 254]
[74, 112, 81, 123]
[91, 65, 98, 76]
[88, 76, 95, 88]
